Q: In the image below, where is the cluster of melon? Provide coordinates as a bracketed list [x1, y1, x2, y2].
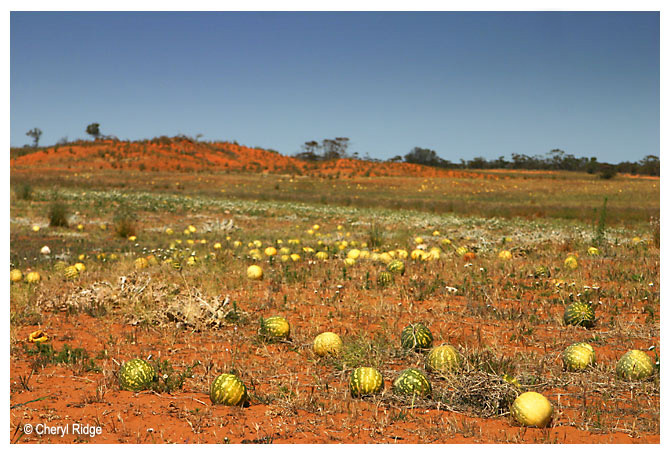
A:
[561, 342, 655, 381]
[10, 269, 41, 283]
[53, 260, 87, 280]
[116, 357, 249, 407]
[348, 323, 461, 401]
[233, 223, 487, 271]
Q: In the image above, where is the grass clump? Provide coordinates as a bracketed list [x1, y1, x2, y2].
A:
[25, 343, 100, 374]
[48, 202, 70, 227]
[592, 197, 608, 245]
[15, 183, 33, 201]
[149, 358, 199, 394]
[114, 207, 138, 238]
[367, 222, 384, 248]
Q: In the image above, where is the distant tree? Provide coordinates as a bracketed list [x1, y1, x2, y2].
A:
[404, 147, 442, 166]
[333, 137, 350, 158]
[638, 155, 660, 176]
[295, 138, 350, 161]
[295, 140, 321, 161]
[388, 155, 403, 162]
[26, 128, 42, 148]
[320, 137, 350, 160]
[599, 164, 617, 180]
[86, 123, 101, 140]
[491, 155, 508, 168]
[586, 157, 599, 174]
[467, 156, 487, 169]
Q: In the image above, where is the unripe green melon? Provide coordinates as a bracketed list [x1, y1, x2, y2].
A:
[564, 301, 595, 328]
[118, 359, 155, 392]
[349, 367, 384, 397]
[426, 344, 461, 373]
[387, 259, 405, 275]
[64, 265, 79, 280]
[210, 373, 248, 406]
[377, 271, 393, 287]
[401, 323, 433, 351]
[392, 368, 432, 397]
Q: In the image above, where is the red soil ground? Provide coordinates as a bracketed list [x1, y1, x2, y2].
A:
[10, 138, 498, 179]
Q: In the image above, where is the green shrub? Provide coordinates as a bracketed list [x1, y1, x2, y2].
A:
[48, 202, 70, 227]
[15, 183, 33, 201]
[114, 213, 137, 238]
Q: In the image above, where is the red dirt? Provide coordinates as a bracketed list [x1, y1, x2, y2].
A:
[10, 315, 660, 444]
[10, 138, 499, 179]
[10, 284, 659, 444]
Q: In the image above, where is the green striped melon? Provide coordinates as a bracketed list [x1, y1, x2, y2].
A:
[377, 271, 393, 287]
[392, 368, 432, 397]
[426, 344, 461, 373]
[510, 391, 553, 428]
[210, 373, 248, 406]
[118, 359, 155, 392]
[616, 350, 654, 381]
[260, 316, 290, 340]
[563, 301, 595, 328]
[349, 367, 384, 397]
[401, 323, 433, 351]
[64, 265, 79, 280]
[387, 259, 405, 275]
[53, 261, 68, 273]
[562, 342, 596, 372]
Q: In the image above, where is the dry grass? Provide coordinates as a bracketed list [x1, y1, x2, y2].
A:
[9, 169, 660, 443]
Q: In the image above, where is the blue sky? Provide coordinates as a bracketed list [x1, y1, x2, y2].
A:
[10, 11, 659, 163]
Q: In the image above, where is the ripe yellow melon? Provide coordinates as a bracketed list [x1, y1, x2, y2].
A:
[246, 265, 263, 280]
[498, 250, 512, 260]
[25, 271, 41, 283]
[510, 392, 553, 428]
[10, 269, 23, 282]
[564, 256, 578, 269]
[313, 332, 343, 357]
[347, 249, 361, 260]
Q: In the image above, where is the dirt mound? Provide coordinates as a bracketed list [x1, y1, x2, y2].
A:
[10, 137, 494, 179]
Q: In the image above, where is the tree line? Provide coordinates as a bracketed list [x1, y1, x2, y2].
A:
[295, 140, 659, 177]
[396, 147, 659, 177]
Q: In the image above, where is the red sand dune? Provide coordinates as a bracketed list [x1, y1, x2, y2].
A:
[10, 137, 499, 179]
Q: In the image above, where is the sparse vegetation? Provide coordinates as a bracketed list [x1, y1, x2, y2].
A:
[10, 155, 659, 443]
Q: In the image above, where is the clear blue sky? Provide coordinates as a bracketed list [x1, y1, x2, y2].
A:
[10, 11, 659, 163]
